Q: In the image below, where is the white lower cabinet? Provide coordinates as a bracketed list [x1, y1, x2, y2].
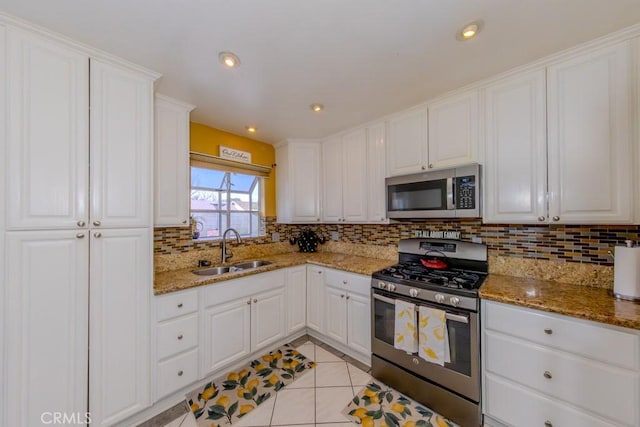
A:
[483, 300, 640, 427]
[201, 270, 287, 376]
[306, 265, 325, 333]
[286, 265, 307, 333]
[322, 269, 371, 358]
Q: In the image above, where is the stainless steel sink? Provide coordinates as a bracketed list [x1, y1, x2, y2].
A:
[192, 266, 234, 276]
[232, 260, 273, 269]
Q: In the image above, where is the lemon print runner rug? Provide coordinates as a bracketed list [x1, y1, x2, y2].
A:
[186, 343, 315, 426]
[342, 382, 458, 427]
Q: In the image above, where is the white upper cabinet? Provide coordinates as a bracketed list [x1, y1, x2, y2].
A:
[483, 70, 548, 223]
[547, 41, 633, 224]
[387, 105, 428, 176]
[321, 136, 343, 222]
[427, 89, 479, 169]
[6, 27, 89, 230]
[367, 121, 388, 223]
[275, 140, 321, 223]
[321, 129, 368, 223]
[154, 94, 195, 227]
[90, 59, 154, 228]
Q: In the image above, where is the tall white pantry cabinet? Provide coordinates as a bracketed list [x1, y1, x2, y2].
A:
[1, 22, 159, 427]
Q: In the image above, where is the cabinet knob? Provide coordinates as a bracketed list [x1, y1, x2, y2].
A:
[247, 300, 251, 305]
[543, 371, 552, 379]
[76, 233, 85, 239]
[341, 294, 345, 298]
[77, 220, 86, 227]
[318, 271, 322, 275]
[428, 164, 433, 169]
[177, 370, 183, 376]
[346, 295, 350, 300]
[421, 165, 427, 170]
[381, 218, 385, 221]
[538, 216, 545, 222]
[552, 216, 560, 222]
[177, 334, 183, 340]
[94, 232, 102, 238]
[343, 280, 347, 285]
[253, 298, 258, 303]
[544, 421, 553, 427]
[544, 328, 553, 335]
[177, 303, 183, 308]
[93, 220, 101, 226]
[182, 219, 188, 224]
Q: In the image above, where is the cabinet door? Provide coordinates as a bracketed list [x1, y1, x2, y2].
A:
[5, 231, 89, 427]
[387, 106, 427, 176]
[347, 292, 371, 356]
[90, 59, 153, 228]
[427, 90, 478, 169]
[322, 137, 344, 222]
[290, 142, 321, 222]
[286, 266, 307, 334]
[325, 286, 348, 344]
[6, 28, 89, 230]
[89, 228, 152, 426]
[483, 70, 547, 223]
[547, 42, 632, 224]
[342, 128, 368, 222]
[251, 287, 287, 350]
[306, 266, 325, 333]
[154, 95, 194, 227]
[367, 122, 388, 223]
[202, 298, 251, 374]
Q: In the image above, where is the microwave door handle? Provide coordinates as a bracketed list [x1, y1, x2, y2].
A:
[446, 177, 454, 210]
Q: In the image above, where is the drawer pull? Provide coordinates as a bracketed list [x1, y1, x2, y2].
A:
[544, 328, 553, 335]
[253, 299, 257, 303]
[544, 421, 553, 427]
[177, 334, 183, 340]
[543, 371, 552, 379]
[177, 370, 183, 376]
[177, 303, 183, 308]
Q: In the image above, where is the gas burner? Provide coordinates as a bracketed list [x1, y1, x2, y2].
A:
[375, 261, 485, 291]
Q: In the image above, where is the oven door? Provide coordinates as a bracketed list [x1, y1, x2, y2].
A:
[371, 290, 480, 402]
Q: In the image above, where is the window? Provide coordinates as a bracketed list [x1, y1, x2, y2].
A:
[190, 166, 262, 239]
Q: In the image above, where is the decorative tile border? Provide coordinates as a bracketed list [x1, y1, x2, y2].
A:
[155, 217, 638, 266]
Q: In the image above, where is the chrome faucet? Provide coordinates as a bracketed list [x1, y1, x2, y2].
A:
[221, 228, 242, 264]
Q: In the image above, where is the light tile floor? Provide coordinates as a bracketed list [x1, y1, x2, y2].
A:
[164, 340, 371, 427]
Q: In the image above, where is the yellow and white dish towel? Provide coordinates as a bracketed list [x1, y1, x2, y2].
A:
[394, 300, 418, 354]
[418, 306, 451, 366]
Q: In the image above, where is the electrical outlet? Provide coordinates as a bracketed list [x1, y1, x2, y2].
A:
[272, 232, 280, 242]
[331, 231, 339, 241]
[472, 236, 482, 244]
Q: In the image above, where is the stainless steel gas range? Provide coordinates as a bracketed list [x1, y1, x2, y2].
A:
[370, 238, 487, 427]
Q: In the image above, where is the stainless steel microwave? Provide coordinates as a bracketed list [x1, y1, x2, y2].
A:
[385, 164, 480, 219]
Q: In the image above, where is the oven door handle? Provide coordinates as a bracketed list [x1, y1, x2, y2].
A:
[373, 293, 469, 324]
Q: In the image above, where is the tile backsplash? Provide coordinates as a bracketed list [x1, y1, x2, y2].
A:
[155, 217, 639, 266]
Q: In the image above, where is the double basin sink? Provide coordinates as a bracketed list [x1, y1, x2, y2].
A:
[192, 260, 273, 276]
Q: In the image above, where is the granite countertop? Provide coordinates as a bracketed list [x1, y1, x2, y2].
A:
[480, 274, 640, 330]
[154, 252, 394, 295]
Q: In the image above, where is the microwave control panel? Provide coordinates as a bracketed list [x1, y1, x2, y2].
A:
[455, 175, 476, 209]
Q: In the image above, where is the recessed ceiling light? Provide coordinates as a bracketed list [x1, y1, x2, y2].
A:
[245, 126, 257, 133]
[310, 103, 324, 112]
[458, 21, 482, 41]
[219, 51, 240, 68]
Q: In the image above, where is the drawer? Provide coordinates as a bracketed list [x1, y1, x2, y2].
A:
[485, 331, 638, 425]
[485, 373, 618, 427]
[156, 289, 198, 321]
[156, 349, 199, 400]
[324, 268, 370, 295]
[157, 313, 198, 360]
[484, 300, 639, 369]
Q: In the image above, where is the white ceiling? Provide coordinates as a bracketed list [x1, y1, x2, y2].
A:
[2, 1, 640, 144]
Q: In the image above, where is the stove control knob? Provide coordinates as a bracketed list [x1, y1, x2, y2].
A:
[450, 296, 461, 307]
[387, 283, 397, 292]
[378, 281, 387, 290]
[409, 288, 419, 298]
[435, 293, 445, 304]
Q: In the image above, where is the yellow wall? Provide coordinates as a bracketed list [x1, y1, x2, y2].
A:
[190, 122, 276, 217]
